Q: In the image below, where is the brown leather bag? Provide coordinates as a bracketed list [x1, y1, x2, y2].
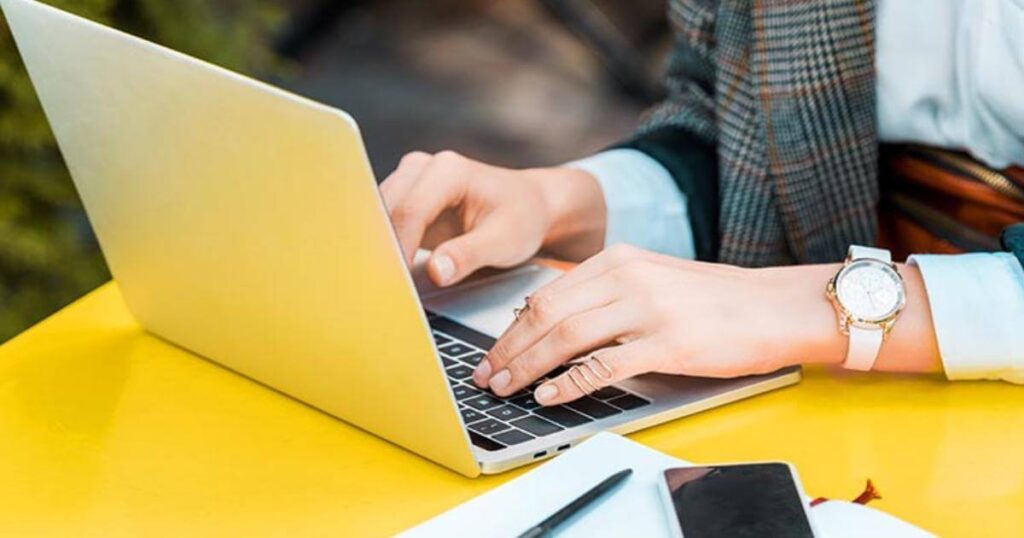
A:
[878, 145, 1024, 260]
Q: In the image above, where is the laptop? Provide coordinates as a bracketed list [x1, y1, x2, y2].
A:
[2, 0, 800, 476]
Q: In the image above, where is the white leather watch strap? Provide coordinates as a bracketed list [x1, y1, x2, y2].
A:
[845, 326, 884, 371]
[849, 245, 891, 263]
[841, 245, 891, 371]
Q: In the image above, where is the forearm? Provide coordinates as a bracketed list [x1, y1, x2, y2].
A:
[782, 263, 943, 374]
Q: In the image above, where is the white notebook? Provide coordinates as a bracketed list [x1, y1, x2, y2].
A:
[400, 432, 683, 537]
[400, 433, 935, 538]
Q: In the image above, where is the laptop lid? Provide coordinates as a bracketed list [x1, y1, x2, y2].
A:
[2, 0, 479, 476]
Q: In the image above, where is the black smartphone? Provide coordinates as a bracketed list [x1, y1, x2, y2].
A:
[658, 462, 819, 538]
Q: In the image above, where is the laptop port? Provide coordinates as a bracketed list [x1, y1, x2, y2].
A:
[533, 451, 547, 459]
[557, 444, 570, 452]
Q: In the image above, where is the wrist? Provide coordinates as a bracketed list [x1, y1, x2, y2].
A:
[529, 167, 607, 261]
[764, 264, 849, 368]
[769, 262, 941, 374]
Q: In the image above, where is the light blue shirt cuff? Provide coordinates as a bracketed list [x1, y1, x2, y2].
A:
[565, 149, 696, 259]
[909, 253, 1024, 384]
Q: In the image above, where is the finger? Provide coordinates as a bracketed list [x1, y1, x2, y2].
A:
[488, 300, 643, 397]
[429, 215, 518, 287]
[388, 151, 470, 264]
[534, 339, 654, 406]
[473, 270, 620, 387]
[379, 151, 431, 211]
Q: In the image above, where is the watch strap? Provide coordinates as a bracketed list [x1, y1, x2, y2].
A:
[848, 245, 891, 263]
[845, 326, 884, 371]
[841, 245, 891, 371]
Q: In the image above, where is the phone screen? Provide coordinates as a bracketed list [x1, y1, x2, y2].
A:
[662, 463, 815, 538]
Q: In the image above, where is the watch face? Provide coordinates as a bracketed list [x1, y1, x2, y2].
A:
[835, 259, 905, 322]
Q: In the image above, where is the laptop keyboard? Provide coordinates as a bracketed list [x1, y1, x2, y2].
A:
[427, 312, 651, 452]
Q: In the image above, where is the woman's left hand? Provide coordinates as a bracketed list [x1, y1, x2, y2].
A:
[472, 244, 846, 405]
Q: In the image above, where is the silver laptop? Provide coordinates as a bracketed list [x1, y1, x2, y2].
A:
[3, 0, 800, 476]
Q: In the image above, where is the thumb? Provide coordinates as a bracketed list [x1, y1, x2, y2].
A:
[428, 220, 513, 286]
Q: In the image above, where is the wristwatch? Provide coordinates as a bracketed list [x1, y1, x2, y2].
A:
[825, 246, 907, 371]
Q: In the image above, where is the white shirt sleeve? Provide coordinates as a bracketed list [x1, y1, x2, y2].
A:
[565, 149, 696, 259]
[908, 253, 1024, 384]
[876, 0, 1024, 168]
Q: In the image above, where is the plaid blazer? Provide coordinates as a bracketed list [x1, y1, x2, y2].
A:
[620, 0, 879, 266]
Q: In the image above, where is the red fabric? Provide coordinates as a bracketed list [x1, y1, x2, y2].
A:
[811, 480, 881, 507]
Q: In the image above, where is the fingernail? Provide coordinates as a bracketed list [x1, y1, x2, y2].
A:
[489, 369, 511, 392]
[535, 384, 558, 403]
[431, 254, 455, 285]
[473, 359, 492, 386]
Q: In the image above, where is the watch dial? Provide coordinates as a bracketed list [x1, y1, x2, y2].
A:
[836, 261, 903, 321]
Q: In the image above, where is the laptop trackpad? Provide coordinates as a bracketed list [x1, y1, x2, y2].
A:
[416, 256, 563, 338]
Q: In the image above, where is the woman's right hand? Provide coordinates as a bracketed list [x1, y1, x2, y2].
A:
[380, 150, 607, 287]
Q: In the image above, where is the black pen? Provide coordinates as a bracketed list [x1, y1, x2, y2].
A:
[516, 468, 633, 538]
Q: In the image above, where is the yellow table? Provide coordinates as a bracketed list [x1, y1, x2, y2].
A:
[1, 283, 1022, 537]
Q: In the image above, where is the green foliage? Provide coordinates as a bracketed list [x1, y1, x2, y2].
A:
[0, 0, 284, 342]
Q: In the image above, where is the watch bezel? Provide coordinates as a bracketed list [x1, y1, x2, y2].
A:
[826, 257, 907, 334]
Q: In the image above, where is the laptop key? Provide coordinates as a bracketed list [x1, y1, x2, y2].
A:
[433, 332, 453, 346]
[591, 386, 626, 400]
[439, 343, 473, 357]
[452, 384, 482, 401]
[441, 357, 456, 367]
[493, 429, 534, 446]
[464, 394, 503, 411]
[510, 393, 542, 410]
[510, 415, 562, 437]
[459, 351, 485, 367]
[487, 405, 527, 421]
[446, 365, 474, 379]
[428, 314, 497, 350]
[469, 418, 510, 436]
[469, 431, 504, 451]
[565, 397, 621, 419]
[534, 406, 591, 428]
[460, 408, 486, 424]
[608, 394, 651, 410]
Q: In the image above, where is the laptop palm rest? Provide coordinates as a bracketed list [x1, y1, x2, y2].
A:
[412, 251, 561, 338]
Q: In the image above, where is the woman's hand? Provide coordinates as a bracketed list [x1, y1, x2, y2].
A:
[472, 244, 941, 406]
[380, 151, 607, 286]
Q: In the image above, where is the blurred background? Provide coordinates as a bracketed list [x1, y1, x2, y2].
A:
[0, 0, 672, 342]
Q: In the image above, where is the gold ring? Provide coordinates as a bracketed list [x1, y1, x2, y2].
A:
[566, 367, 589, 396]
[585, 355, 614, 382]
[512, 296, 531, 320]
[568, 364, 600, 395]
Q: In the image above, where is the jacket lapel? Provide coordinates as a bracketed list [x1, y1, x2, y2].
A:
[748, 0, 879, 263]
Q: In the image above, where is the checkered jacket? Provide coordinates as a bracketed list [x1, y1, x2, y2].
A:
[621, 0, 879, 266]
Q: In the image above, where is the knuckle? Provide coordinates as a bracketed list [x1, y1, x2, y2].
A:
[612, 260, 647, 284]
[528, 295, 561, 325]
[399, 151, 430, 167]
[434, 150, 464, 165]
[553, 317, 584, 344]
[527, 294, 555, 326]
[389, 203, 417, 227]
